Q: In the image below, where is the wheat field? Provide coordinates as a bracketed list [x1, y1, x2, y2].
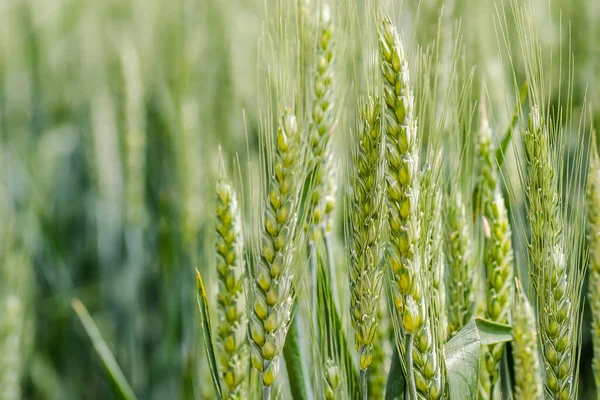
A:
[1, 0, 600, 399]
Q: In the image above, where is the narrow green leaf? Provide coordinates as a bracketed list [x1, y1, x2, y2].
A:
[283, 307, 314, 400]
[316, 243, 361, 399]
[384, 344, 405, 400]
[445, 318, 512, 400]
[195, 270, 224, 400]
[72, 299, 137, 400]
[495, 80, 528, 168]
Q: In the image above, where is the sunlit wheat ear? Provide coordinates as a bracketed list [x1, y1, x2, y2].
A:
[524, 107, 578, 400]
[445, 191, 476, 338]
[250, 108, 301, 392]
[589, 139, 600, 391]
[512, 283, 543, 400]
[348, 96, 384, 372]
[306, 3, 337, 239]
[379, 17, 424, 336]
[215, 169, 248, 399]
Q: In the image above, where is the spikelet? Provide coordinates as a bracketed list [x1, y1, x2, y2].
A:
[215, 172, 248, 399]
[368, 302, 388, 399]
[348, 97, 384, 371]
[323, 359, 342, 400]
[445, 191, 476, 338]
[250, 108, 301, 390]
[589, 141, 600, 391]
[512, 285, 544, 400]
[379, 18, 424, 336]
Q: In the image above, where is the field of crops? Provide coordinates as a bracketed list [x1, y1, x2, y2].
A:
[1, 0, 600, 399]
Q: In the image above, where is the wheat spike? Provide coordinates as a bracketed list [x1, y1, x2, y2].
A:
[445, 191, 476, 338]
[524, 107, 576, 399]
[215, 172, 248, 399]
[306, 4, 337, 238]
[250, 108, 301, 392]
[348, 96, 384, 372]
[589, 140, 600, 392]
[512, 285, 544, 400]
[379, 17, 424, 336]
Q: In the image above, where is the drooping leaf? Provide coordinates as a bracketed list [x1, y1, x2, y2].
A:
[72, 299, 137, 400]
[283, 304, 314, 400]
[384, 344, 405, 400]
[445, 318, 512, 400]
[195, 270, 224, 400]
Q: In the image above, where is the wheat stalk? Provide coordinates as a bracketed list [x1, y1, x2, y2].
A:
[250, 108, 301, 397]
[215, 172, 248, 399]
[512, 283, 543, 400]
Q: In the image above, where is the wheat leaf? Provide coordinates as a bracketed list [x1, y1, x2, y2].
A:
[195, 270, 224, 400]
[283, 306, 314, 400]
[445, 318, 512, 400]
[72, 299, 137, 400]
[384, 345, 405, 400]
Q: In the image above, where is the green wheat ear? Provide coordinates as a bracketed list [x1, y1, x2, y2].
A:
[215, 169, 248, 399]
[348, 96, 384, 372]
[588, 135, 600, 391]
[379, 17, 424, 336]
[445, 190, 476, 338]
[250, 108, 301, 394]
[512, 282, 543, 400]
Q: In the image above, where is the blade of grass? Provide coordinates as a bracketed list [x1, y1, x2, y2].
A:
[195, 269, 224, 400]
[72, 299, 137, 400]
[384, 345, 405, 400]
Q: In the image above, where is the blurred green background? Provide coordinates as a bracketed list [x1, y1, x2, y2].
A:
[0, 0, 598, 398]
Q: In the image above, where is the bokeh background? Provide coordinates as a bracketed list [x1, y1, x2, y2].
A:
[1, 0, 599, 398]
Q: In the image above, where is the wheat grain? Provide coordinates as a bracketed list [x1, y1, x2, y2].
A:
[215, 173, 248, 399]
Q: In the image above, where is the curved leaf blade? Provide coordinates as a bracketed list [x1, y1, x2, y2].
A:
[445, 318, 512, 400]
[195, 270, 224, 400]
[72, 299, 137, 400]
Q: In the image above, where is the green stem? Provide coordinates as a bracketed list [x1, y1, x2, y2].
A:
[405, 334, 417, 400]
[360, 368, 368, 400]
